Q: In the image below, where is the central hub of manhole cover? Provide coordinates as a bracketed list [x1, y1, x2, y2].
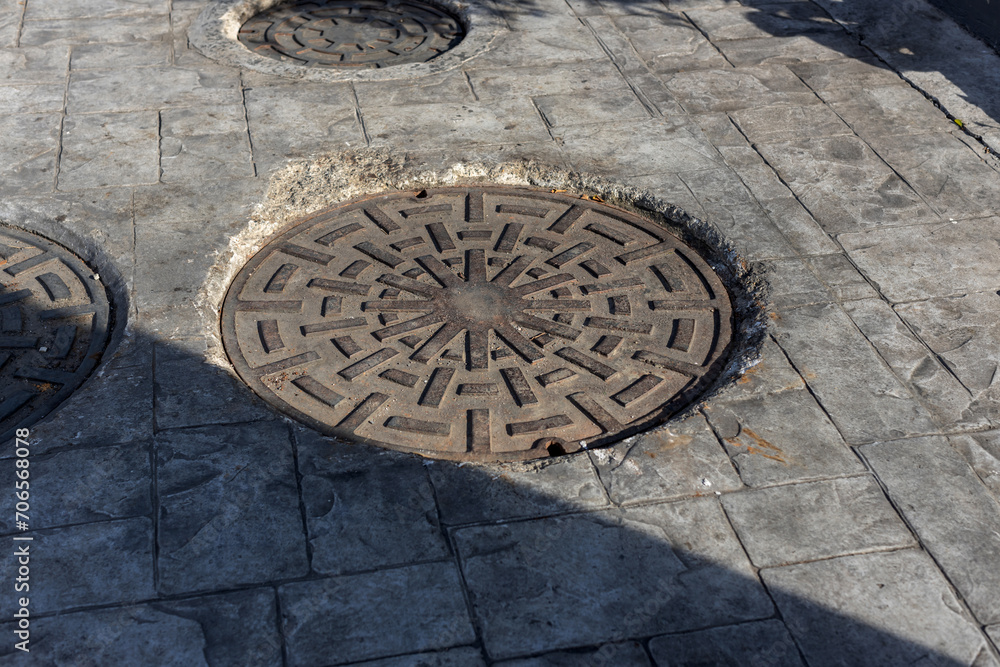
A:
[221, 188, 734, 462]
[1, 227, 111, 442]
[238, 0, 465, 68]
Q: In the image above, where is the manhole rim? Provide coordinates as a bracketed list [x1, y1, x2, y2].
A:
[220, 185, 737, 463]
[190, 0, 505, 81]
[0, 224, 114, 445]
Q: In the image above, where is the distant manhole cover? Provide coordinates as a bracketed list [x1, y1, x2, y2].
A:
[0, 228, 111, 442]
[238, 0, 465, 68]
[221, 187, 733, 462]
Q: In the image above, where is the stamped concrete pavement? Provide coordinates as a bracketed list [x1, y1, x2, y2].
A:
[1, 0, 1000, 664]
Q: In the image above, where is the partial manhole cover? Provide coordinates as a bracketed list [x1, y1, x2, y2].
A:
[238, 0, 465, 68]
[222, 187, 733, 462]
[0, 228, 111, 441]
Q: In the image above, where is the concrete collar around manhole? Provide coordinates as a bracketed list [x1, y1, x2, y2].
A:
[189, 0, 506, 81]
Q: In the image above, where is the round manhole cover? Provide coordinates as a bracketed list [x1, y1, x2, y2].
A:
[238, 0, 465, 68]
[222, 187, 734, 462]
[0, 227, 111, 442]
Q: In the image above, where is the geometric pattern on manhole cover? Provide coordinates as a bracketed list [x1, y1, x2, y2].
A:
[221, 188, 733, 462]
[238, 0, 465, 68]
[0, 227, 111, 443]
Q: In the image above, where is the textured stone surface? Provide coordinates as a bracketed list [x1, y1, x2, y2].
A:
[495, 641, 651, 666]
[59, 112, 160, 189]
[763, 550, 993, 666]
[351, 648, 487, 667]
[280, 562, 475, 666]
[0, 519, 154, 615]
[0, 443, 150, 533]
[721, 476, 915, 567]
[950, 431, 1000, 501]
[589, 413, 742, 505]
[454, 499, 773, 659]
[862, 436, 1000, 625]
[156, 422, 308, 594]
[648, 620, 804, 667]
[295, 429, 449, 575]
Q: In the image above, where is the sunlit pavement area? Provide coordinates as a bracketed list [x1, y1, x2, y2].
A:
[2, 0, 1000, 664]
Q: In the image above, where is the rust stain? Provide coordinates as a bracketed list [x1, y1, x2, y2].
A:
[726, 427, 788, 464]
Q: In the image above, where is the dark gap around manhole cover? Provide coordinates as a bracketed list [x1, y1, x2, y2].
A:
[238, 0, 466, 69]
[221, 186, 760, 463]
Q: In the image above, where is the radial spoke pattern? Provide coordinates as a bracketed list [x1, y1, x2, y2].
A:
[221, 187, 734, 462]
[238, 0, 465, 69]
[0, 229, 111, 441]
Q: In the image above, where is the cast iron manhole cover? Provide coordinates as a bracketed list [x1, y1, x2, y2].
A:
[238, 0, 465, 68]
[222, 188, 733, 462]
[0, 228, 111, 442]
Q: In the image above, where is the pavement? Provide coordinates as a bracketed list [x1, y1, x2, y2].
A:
[1, 0, 1000, 664]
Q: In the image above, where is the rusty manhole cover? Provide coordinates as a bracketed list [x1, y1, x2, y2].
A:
[222, 187, 733, 462]
[238, 0, 465, 68]
[0, 228, 111, 442]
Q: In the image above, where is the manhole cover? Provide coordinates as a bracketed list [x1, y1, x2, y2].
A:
[222, 187, 733, 462]
[0, 228, 111, 442]
[238, 0, 465, 68]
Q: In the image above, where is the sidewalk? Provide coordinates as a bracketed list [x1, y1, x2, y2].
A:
[1, 0, 1000, 664]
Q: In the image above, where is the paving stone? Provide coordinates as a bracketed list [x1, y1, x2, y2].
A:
[0, 0, 20, 47]
[0, 588, 280, 666]
[771, 302, 938, 443]
[703, 385, 865, 487]
[612, 13, 731, 74]
[352, 648, 487, 667]
[721, 476, 914, 567]
[156, 421, 308, 594]
[25, 0, 167, 19]
[67, 67, 240, 114]
[454, 499, 773, 659]
[789, 57, 907, 91]
[731, 104, 851, 144]
[716, 145, 794, 200]
[664, 66, 818, 113]
[494, 640, 651, 666]
[843, 298, 979, 427]
[648, 620, 804, 667]
[839, 217, 1000, 302]
[535, 89, 651, 127]
[0, 84, 65, 114]
[762, 550, 993, 665]
[589, 413, 742, 505]
[244, 83, 362, 171]
[19, 15, 172, 46]
[759, 197, 840, 256]
[559, 119, 722, 176]
[896, 293, 1000, 401]
[23, 363, 155, 453]
[803, 254, 878, 302]
[864, 133, 1000, 221]
[0, 518, 154, 615]
[716, 33, 870, 67]
[818, 85, 954, 141]
[295, 428, 449, 575]
[756, 257, 834, 307]
[132, 177, 267, 225]
[280, 562, 475, 667]
[692, 113, 747, 146]
[467, 62, 627, 101]
[59, 111, 159, 190]
[862, 436, 1000, 625]
[0, 45, 68, 84]
[429, 454, 606, 526]
[0, 113, 59, 195]
[154, 588, 283, 666]
[949, 431, 1000, 501]
[989, 626, 1000, 651]
[0, 443, 150, 533]
[354, 72, 475, 107]
[686, 4, 842, 42]
[365, 98, 552, 150]
[480, 27, 603, 68]
[680, 169, 799, 260]
[160, 106, 254, 183]
[755, 135, 937, 233]
[70, 41, 172, 69]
